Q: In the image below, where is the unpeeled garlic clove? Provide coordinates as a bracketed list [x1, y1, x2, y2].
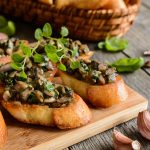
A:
[113, 128, 141, 150]
[137, 110, 150, 140]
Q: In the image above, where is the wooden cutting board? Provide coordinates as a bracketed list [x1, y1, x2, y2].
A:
[2, 86, 148, 150]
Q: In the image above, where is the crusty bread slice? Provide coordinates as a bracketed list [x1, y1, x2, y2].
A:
[0, 111, 7, 149]
[2, 93, 92, 129]
[38, 0, 53, 5]
[55, 0, 126, 10]
[59, 71, 128, 108]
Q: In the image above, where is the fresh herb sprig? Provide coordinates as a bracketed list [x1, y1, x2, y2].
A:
[34, 23, 80, 71]
[0, 15, 16, 36]
[11, 23, 80, 79]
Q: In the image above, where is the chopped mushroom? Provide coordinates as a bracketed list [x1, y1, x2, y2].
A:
[34, 90, 44, 103]
[44, 97, 56, 103]
[14, 81, 28, 92]
[3, 90, 11, 101]
[21, 88, 33, 101]
[0, 63, 12, 72]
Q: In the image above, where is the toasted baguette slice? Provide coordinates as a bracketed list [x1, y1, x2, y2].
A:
[55, 0, 126, 10]
[38, 0, 53, 5]
[59, 71, 128, 108]
[0, 111, 7, 149]
[2, 93, 92, 129]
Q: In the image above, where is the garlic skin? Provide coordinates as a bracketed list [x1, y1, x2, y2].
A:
[113, 128, 141, 150]
[137, 110, 150, 140]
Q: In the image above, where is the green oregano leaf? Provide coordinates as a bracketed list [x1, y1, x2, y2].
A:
[60, 38, 69, 46]
[11, 62, 22, 71]
[34, 28, 43, 40]
[33, 53, 44, 63]
[11, 53, 24, 63]
[57, 39, 64, 48]
[45, 44, 56, 54]
[20, 42, 32, 57]
[44, 82, 54, 91]
[58, 63, 66, 71]
[98, 42, 105, 49]
[60, 26, 69, 37]
[111, 57, 144, 72]
[47, 53, 60, 63]
[43, 23, 52, 38]
[71, 47, 78, 57]
[105, 37, 128, 52]
[19, 71, 27, 79]
[98, 36, 128, 52]
[70, 61, 80, 69]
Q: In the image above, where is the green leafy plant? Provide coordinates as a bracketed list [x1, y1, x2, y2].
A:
[0, 15, 16, 36]
[11, 23, 81, 79]
[98, 36, 128, 52]
[44, 81, 54, 91]
[111, 57, 144, 72]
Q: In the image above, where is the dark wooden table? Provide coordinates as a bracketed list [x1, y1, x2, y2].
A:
[8, 0, 150, 149]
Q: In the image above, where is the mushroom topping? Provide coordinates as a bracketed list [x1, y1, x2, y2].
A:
[0, 63, 12, 72]
[3, 90, 11, 101]
[21, 88, 33, 101]
[34, 90, 44, 103]
[14, 81, 28, 92]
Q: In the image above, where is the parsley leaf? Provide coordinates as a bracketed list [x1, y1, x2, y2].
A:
[33, 53, 44, 63]
[58, 63, 66, 71]
[111, 57, 144, 72]
[12, 53, 24, 63]
[98, 37, 128, 52]
[34, 28, 43, 40]
[44, 82, 54, 91]
[70, 61, 80, 69]
[20, 42, 32, 57]
[60, 26, 69, 37]
[43, 23, 52, 38]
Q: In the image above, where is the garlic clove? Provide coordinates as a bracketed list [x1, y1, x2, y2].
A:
[137, 110, 150, 140]
[113, 128, 141, 150]
[132, 141, 141, 150]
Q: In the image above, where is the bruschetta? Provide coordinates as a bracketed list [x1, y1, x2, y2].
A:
[58, 60, 128, 108]
[2, 93, 91, 129]
[0, 55, 92, 129]
[0, 111, 7, 149]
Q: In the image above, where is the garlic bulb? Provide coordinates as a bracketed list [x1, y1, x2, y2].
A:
[137, 110, 150, 140]
[113, 128, 141, 150]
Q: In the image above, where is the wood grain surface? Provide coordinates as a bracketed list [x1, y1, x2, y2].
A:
[1, 1, 150, 149]
[2, 87, 148, 150]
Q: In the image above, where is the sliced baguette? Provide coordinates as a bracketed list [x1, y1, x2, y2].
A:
[2, 93, 92, 129]
[59, 71, 128, 108]
[0, 111, 7, 149]
[55, 0, 127, 10]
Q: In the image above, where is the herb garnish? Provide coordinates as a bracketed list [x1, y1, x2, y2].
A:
[11, 23, 80, 79]
[111, 57, 144, 72]
[0, 15, 16, 36]
[98, 36, 128, 52]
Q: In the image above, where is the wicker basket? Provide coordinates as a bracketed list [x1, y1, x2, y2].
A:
[0, 0, 141, 41]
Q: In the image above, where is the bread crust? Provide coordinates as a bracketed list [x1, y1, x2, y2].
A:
[53, 93, 92, 129]
[2, 93, 92, 129]
[55, 0, 126, 10]
[59, 71, 128, 108]
[0, 111, 7, 149]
